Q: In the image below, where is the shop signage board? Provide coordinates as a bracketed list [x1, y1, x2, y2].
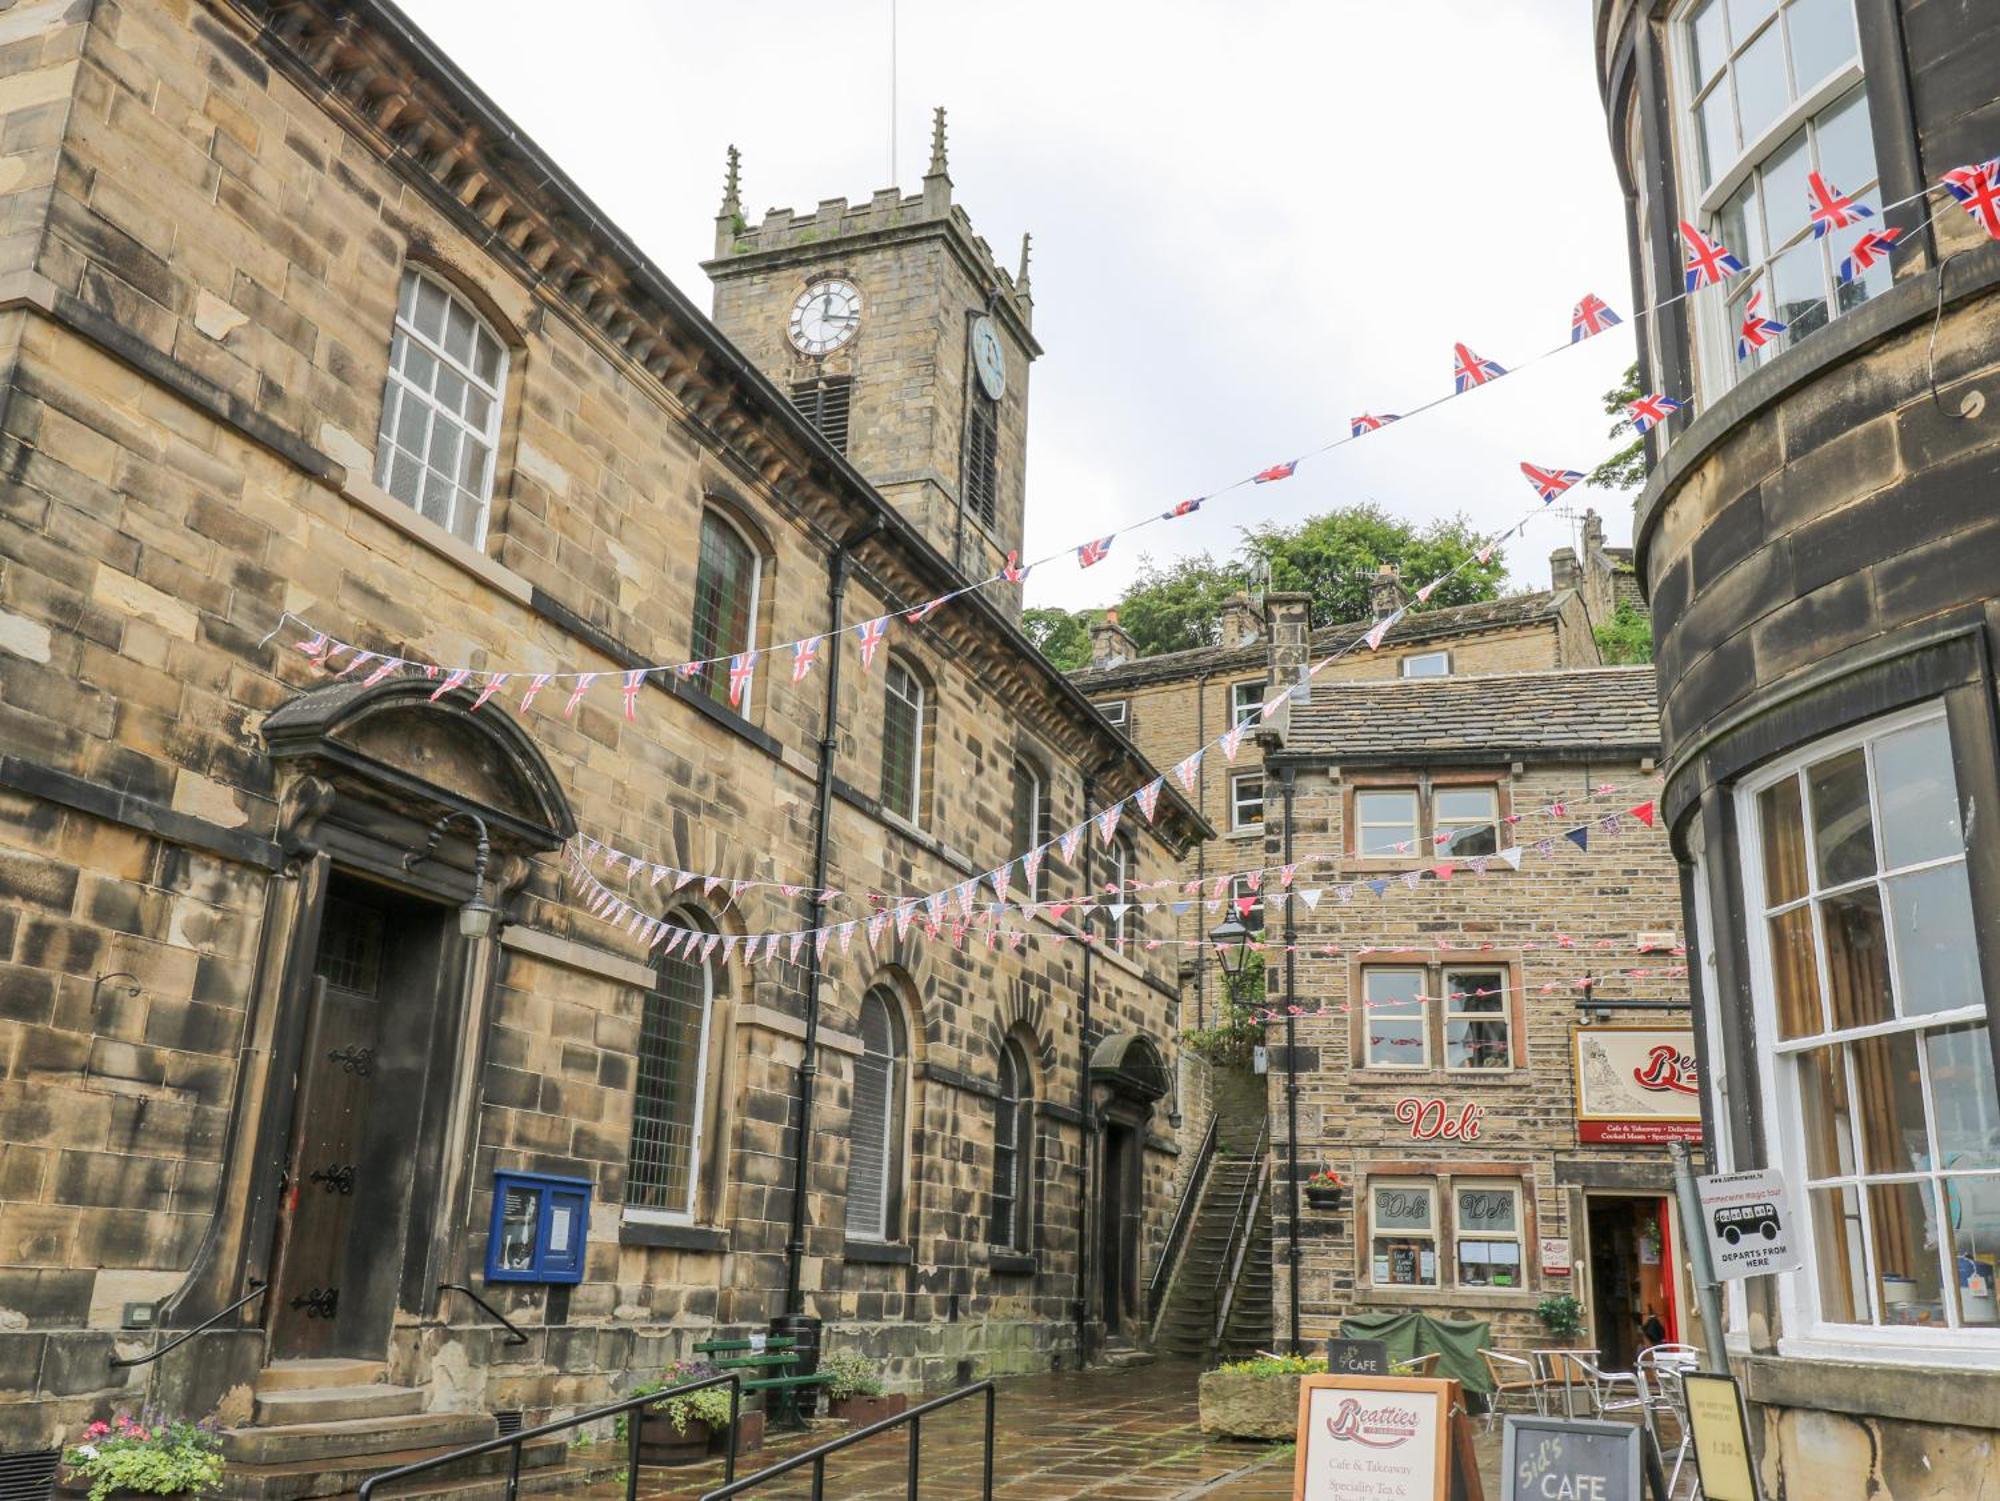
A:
[1696, 1169, 1801, 1279]
[1292, 1374, 1482, 1500]
[1539, 1237, 1572, 1277]
[1572, 1026, 1703, 1144]
[1500, 1415, 1641, 1501]
[1681, 1372, 1761, 1500]
[1324, 1337, 1390, 1376]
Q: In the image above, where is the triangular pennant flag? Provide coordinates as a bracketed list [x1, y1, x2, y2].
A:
[866, 910, 889, 949]
[1059, 825, 1084, 864]
[1364, 608, 1406, 651]
[1564, 827, 1590, 852]
[1022, 846, 1045, 895]
[1219, 723, 1247, 762]
[1299, 888, 1322, 910]
[520, 672, 553, 711]
[622, 668, 647, 719]
[1234, 896, 1255, 918]
[719, 934, 739, 963]
[790, 931, 807, 963]
[954, 880, 977, 921]
[1280, 863, 1297, 888]
[1173, 751, 1203, 794]
[815, 928, 831, 962]
[1629, 800, 1657, 828]
[365, 657, 405, 688]
[838, 921, 856, 954]
[1431, 863, 1454, 882]
[564, 673, 597, 718]
[1401, 869, 1424, 890]
[1135, 778, 1163, 823]
[894, 902, 918, 940]
[989, 860, 1013, 905]
[674, 869, 698, 891]
[471, 672, 510, 710]
[1367, 878, 1390, 897]
[699, 933, 720, 962]
[1094, 804, 1123, 845]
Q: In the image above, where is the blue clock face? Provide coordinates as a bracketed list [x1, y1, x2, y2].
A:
[972, 316, 1006, 400]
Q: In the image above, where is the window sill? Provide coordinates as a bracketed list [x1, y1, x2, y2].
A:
[988, 1251, 1037, 1277]
[619, 1220, 729, 1254]
[842, 1239, 912, 1266]
[1359, 1286, 1544, 1312]
[1744, 1350, 2000, 1425]
[339, 471, 533, 606]
[1351, 1068, 1533, 1087]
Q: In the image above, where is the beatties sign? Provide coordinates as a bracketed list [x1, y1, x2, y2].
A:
[1326, 1397, 1422, 1449]
[1395, 1096, 1485, 1142]
[1634, 1044, 1699, 1095]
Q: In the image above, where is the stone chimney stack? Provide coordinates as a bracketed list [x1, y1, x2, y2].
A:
[1089, 608, 1136, 668]
[1369, 564, 1409, 620]
[1262, 592, 1312, 744]
[1218, 592, 1265, 648]
[1549, 544, 1581, 595]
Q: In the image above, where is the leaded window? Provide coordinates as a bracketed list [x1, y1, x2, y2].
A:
[845, 989, 908, 1242]
[883, 659, 927, 825]
[992, 1041, 1035, 1253]
[690, 510, 761, 712]
[628, 914, 715, 1220]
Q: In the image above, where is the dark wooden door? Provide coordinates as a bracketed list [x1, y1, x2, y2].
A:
[269, 897, 387, 1359]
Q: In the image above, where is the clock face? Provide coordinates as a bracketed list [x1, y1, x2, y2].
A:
[788, 279, 861, 356]
[971, 316, 1006, 400]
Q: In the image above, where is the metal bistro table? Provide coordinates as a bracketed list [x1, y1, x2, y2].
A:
[1530, 1348, 1603, 1419]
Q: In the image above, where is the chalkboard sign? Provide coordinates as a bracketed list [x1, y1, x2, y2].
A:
[1324, 1338, 1390, 1376]
[1500, 1415, 1640, 1501]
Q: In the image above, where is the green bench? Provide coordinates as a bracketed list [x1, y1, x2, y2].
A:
[693, 1336, 833, 1430]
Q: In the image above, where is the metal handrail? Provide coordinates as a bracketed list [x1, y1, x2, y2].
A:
[1211, 1121, 1269, 1353]
[699, 1380, 996, 1501]
[109, 1280, 266, 1369]
[438, 1282, 532, 1346]
[358, 1371, 741, 1501]
[1146, 1116, 1218, 1323]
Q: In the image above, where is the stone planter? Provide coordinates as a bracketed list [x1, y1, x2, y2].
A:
[635, 1410, 711, 1466]
[827, 1392, 908, 1427]
[1197, 1369, 1302, 1440]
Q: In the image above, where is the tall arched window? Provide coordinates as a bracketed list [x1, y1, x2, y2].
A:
[374, 266, 508, 548]
[992, 1040, 1035, 1252]
[845, 988, 907, 1242]
[1098, 834, 1133, 942]
[627, 911, 715, 1221]
[690, 510, 762, 712]
[882, 658, 928, 826]
[1011, 757, 1050, 900]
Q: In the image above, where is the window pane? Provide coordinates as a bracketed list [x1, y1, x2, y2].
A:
[1760, 775, 1809, 906]
[1828, 216, 1892, 315]
[1761, 127, 1813, 251]
[1849, 1031, 1929, 1175]
[1369, 1021, 1425, 1065]
[1810, 1184, 1868, 1321]
[1769, 238, 1830, 347]
[1457, 1238, 1523, 1287]
[1373, 1185, 1433, 1231]
[1435, 789, 1495, 824]
[443, 298, 476, 365]
[474, 328, 503, 385]
[1732, 20, 1789, 145]
[1788, 0, 1860, 100]
[434, 364, 467, 418]
[1769, 905, 1822, 1039]
[1821, 885, 1894, 1030]
[1945, 1175, 2000, 1327]
[883, 672, 920, 821]
[1364, 970, 1423, 1016]
[1728, 0, 1777, 38]
[1374, 1238, 1437, 1286]
[1927, 1025, 2000, 1170]
[1695, 90, 1737, 188]
[402, 340, 437, 393]
[1447, 1016, 1510, 1069]
[1874, 719, 1963, 870]
[387, 448, 423, 507]
[1808, 748, 1876, 887]
[1813, 86, 1876, 208]
[630, 950, 708, 1214]
[1718, 176, 1762, 264]
[1458, 1188, 1518, 1234]
[1356, 790, 1417, 852]
[1886, 864, 1981, 1018]
[1870, 1180, 1946, 1328]
[690, 513, 757, 708]
[449, 485, 482, 545]
[1689, 0, 1729, 88]
[414, 274, 448, 340]
[1798, 1045, 1855, 1180]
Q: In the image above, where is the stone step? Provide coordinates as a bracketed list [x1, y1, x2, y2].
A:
[254, 1360, 390, 1397]
[224, 1412, 497, 1467]
[217, 1433, 568, 1501]
[254, 1384, 427, 1426]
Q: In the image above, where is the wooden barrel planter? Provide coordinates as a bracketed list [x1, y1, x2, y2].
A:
[635, 1410, 711, 1467]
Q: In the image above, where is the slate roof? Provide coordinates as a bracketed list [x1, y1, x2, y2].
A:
[1278, 666, 1661, 763]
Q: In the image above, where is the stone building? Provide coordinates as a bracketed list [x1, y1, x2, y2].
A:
[1596, 0, 2000, 1492]
[0, 0, 1204, 1484]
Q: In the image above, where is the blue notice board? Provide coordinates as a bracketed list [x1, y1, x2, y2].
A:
[486, 1171, 591, 1284]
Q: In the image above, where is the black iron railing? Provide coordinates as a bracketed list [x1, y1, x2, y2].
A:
[1147, 1116, 1218, 1324]
[109, 1281, 266, 1369]
[438, 1282, 531, 1346]
[1210, 1119, 1269, 1355]
[356, 1371, 741, 1501]
[699, 1381, 996, 1501]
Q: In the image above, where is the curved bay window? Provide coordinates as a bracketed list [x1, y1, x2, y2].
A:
[627, 911, 716, 1222]
[690, 509, 762, 712]
[846, 988, 908, 1243]
[992, 1041, 1035, 1253]
[1742, 708, 1999, 1346]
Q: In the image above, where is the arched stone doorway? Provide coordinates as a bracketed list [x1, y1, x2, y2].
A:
[1088, 1032, 1169, 1345]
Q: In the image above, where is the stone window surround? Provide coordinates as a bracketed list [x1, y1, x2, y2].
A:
[1347, 951, 1529, 1081]
[1341, 770, 1513, 867]
[1360, 1161, 1542, 1300]
[1229, 771, 1264, 833]
[1400, 650, 1452, 679]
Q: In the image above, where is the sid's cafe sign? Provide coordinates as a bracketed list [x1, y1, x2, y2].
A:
[1571, 1025, 1704, 1144]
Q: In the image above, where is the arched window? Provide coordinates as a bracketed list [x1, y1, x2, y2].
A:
[627, 911, 716, 1221]
[690, 509, 762, 712]
[1011, 757, 1050, 900]
[882, 658, 928, 826]
[374, 266, 509, 548]
[992, 1040, 1035, 1252]
[845, 988, 907, 1242]
[1098, 834, 1133, 942]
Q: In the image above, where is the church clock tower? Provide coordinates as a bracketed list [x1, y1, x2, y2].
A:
[703, 110, 1040, 600]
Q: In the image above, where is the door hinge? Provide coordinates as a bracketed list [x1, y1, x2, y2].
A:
[308, 1163, 356, 1194]
[289, 1287, 339, 1319]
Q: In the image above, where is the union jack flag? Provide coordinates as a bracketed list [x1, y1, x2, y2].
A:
[520, 672, 552, 711]
[1839, 225, 1902, 284]
[1626, 392, 1682, 434]
[905, 596, 944, 624]
[1941, 160, 2000, 241]
[295, 630, 329, 660]
[470, 672, 509, 711]
[426, 666, 467, 700]
[1077, 536, 1114, 568]
[1451, 342, 1506, 393]
[563, 672, 596, 718]
[1679, 219, 1745, 291]
[791, 638, 819, 683]
[1570, 293, 1623, 342]
[1807, 170, 1872, 238]
[1253, 461, 1297, 483]
[1737, 290, 1786, 360]
[1003, 550, 1028, 583]
[1162, 498, 1202, 519]
[1520, 463, 1585, 503]
[853, 616, 888, 669]
[622, 668, 647, 719]
[727, 653, 754, 708]
[1350, 413, 1399, 437]
[363, 658, 403, 688]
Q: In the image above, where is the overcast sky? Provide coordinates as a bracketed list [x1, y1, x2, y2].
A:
[398, 0, 1640, 612]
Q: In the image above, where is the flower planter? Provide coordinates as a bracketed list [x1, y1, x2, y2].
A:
[1197, 1369, 1302, 1440]
[827, 1392, 907, 1427]
[634, 1411, 711, 1467]
[1303, 1186, 1343, 1212]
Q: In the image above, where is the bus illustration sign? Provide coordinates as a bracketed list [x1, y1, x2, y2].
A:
[1697, 1168, 1802, 1279]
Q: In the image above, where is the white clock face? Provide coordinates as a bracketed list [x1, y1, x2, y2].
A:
[788, 279, 861, 356]
[971, 316, 1006, 399]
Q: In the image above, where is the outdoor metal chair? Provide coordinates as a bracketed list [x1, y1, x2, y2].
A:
[1390, 1351, 1442, 1378]
[1539, 1349, 1641, 1418]
[1479, 1349, 1545, 1431]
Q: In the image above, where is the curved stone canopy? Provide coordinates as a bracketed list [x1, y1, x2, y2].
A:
[1088, 1031, 1170, 1103]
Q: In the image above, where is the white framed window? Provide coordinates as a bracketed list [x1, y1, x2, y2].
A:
[883, 658, 927, 825]
[1673, 0, 1883, 392]
[1012, 758, 1050, 900]
[1402, 651, 1451, 679]
[1445, 968, 1512, 1071]
[1231, 680, 1266, 726]
[626, 910, 715, 1223]
[1230, 772, 1264, 832]
[846, 988, 908, 1242]
[1740, 706, 1998, 1356]
[1099, 836, 1133, 942]
[1363, 967, 1429, 1069]
[1455, 1184, 1525, 1288]
[1356, 788, 1420, 857]
[992, 1041, 1034, 1253]
[1435, 787, 1499, 856]
[1096, 699, 1127, 728]
[373, 267, 508, 547]
[690, 509, 762, 713]
[1371, 1180, 1439, 1288]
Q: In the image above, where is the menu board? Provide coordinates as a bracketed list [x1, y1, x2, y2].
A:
[1681, 1372, 1761, 1501]
[1500, 1415, 1640, 1501]
[1293, 1375, 1451, 1501]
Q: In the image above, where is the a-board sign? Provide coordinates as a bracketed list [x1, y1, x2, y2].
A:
[1293, 1374, 1452, 1500]
[1681, 1372, 1761, 1501]
[1696, 1168, 1801, 1279]
[1325, 1337, 1391, 1376]
[1500, 1415, 1640, 1501]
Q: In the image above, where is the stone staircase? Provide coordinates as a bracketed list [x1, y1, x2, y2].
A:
[1151, 1153, 1274, 1364]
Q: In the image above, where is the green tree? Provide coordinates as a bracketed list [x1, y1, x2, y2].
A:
[1242, 504, 1507, 623]
[1114, 552, 1251, 656]
[1022, 605, 1093, 670]
[1589, 362, 1647, 492]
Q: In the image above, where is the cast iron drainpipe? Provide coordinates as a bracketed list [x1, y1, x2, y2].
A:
[1075, 758, 1118, 1366]
[1280, 765, 1302, 1355]
[783, 521, 882, 1316]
